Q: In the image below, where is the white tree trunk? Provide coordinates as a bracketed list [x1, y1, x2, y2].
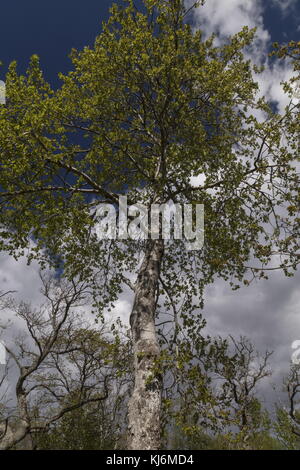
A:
[0, 418, 29, 450]
[0, 381, 30, 450]
[127, 239, 164, 450]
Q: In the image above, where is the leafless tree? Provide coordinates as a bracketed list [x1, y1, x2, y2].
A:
[285, 364, 300, 438]
[0, 273, 129, 450]
[212, 336, 273, 448]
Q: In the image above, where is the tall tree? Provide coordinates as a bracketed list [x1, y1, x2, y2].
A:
[0, 0, 299, 449]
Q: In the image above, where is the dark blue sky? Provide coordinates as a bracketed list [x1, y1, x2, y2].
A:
[0, 0, 299, 88]
[0, 1, 123, 87]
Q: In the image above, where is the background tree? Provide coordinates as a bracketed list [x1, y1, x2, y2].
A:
[275, 363, 300, 450]
[210, 336, 272, 450]
[35, 393, 128, 450]
[162, 330, 274, 450]
[0, 274, 131, 450]
[0, 0, 299, 449]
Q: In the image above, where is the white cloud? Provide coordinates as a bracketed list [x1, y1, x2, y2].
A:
[188, 0, 295, 115]
[189, 0, 269, 43]
[0, 253, 44, 305]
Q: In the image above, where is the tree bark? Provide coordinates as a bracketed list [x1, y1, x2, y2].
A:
[0, 394, 29, 450]
[127, 239, 164, 450]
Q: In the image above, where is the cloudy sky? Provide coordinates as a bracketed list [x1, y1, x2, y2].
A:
[0, 0, 299, 405]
